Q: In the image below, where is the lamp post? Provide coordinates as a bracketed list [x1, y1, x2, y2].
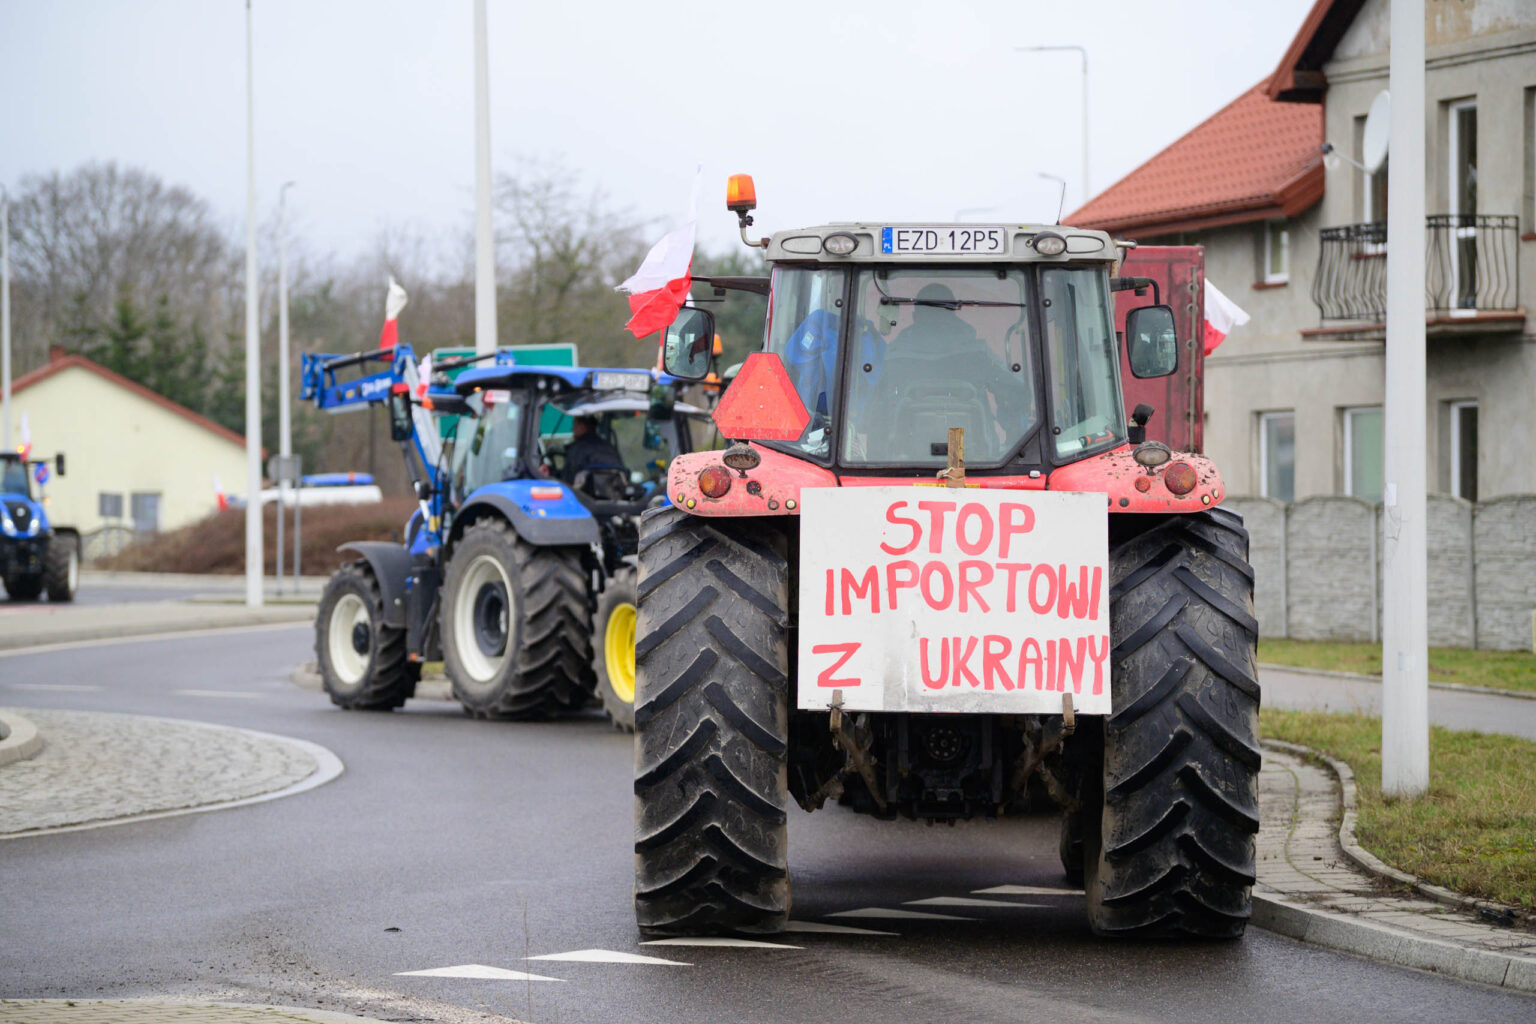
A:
[2, 186, 10, 454]
[1017, 46, 1089, 207]
[243, 0, 263, 608]
[276, 180, 295, 594]
[473, 0, 496, 356]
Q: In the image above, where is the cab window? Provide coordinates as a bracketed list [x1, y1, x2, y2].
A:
[765, 266, 846, 460]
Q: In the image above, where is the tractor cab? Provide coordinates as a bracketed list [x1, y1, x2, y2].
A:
[1, 453, 36, 503]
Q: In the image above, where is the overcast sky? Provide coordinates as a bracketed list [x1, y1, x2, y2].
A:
[1, 0, 1317, 263]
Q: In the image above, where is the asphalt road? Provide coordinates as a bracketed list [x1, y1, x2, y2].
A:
[2, 626, 1534, 1024]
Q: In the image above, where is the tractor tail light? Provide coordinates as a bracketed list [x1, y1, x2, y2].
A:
[697, 466, 733, 499]
[1163, 461, 1198, 495]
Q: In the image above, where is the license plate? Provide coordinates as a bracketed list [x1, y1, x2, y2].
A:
[881, 226, 1007, 256]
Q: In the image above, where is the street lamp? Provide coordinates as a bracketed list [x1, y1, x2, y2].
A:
[243, 0, 263, 608]
[276, 180, 295, 594]
[1, 186, 10, 454]
[473, 0, 496, 356]
[1017, 45, 1090, 208]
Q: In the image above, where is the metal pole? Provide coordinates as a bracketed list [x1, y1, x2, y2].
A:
[472, 0, 497, 356]
[276, 181, 294, 595]
[243, 0, 264, 608]
[2, 187, 10, 454]
[294, 474, 301, 586]
[1381, 0, 1428, 796]
[1017, 46, 1089, 206]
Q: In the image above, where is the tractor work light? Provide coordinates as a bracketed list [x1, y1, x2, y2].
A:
[1030, 231, 1067, 257]
[1132, 441, 1172, 468]
[823, 232, 858, 256]
[726, 174, 757, 214]
[720, 443, 761, 472]
[697, 465, 733, 499]
[1163, 461, 1199, 495]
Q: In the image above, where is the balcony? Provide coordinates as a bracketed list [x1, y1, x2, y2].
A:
[1307, 214, 1523, 340]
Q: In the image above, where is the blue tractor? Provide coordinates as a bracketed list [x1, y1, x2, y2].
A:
[303, 345, 711, 726]
[0, 450, 78, 602]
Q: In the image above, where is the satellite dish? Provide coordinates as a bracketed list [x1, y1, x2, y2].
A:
[1363, 91, 1391, 174]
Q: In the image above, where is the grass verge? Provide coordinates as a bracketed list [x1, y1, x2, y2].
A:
[1258, 638, 1536, 695]
[1261, 708, 1536, 910]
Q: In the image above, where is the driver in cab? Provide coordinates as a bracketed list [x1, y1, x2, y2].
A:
[562, 416, 627, 490]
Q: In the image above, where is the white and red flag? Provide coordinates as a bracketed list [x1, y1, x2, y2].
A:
[214, 473, 229, 512]
[1203, 279, 1250, 356]
[619, 169, 700, 339]
[379, 277, 409, 350]
[414, 353, 433, 399]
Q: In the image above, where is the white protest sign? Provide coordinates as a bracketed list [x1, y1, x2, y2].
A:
[797, 486, 1111, 715]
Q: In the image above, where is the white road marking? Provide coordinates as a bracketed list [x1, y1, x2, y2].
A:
[905, 896, 1045, 908]
[827, 908, 973, 921]
[395, 964, 563, 981]
[0, 620, 308, 660]
[641, 937, 802, 949]
[5, 682, 103, 692]
[172, 689, 263, 699]
[525, 949, 689, 966]
[973, 885, 1085, 896]
[783, 921, 899, 936]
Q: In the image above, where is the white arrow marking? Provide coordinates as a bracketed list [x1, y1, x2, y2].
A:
[827, 908, 973, 921]
[395, 964, 562, 981]
[525, 949, 689, 966]
[905, 896, 1045, 908]
[783, 921, 899, 936]
[641, 937, 802, 949]
[972, 885, 1085, 896]
[174, 689, 263, 699]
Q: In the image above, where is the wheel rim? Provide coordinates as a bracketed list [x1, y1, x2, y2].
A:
[454, 553, 514, 685]
[604, 601, 637, 704]
[327, 593, 371, 685]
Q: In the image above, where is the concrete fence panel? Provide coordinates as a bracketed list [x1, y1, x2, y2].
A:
[1473, 495, 1536, 651]
[1285, 497, 1377, 643]
[1224, 497, 1286, 638]
[1424, 495, 1475, 648]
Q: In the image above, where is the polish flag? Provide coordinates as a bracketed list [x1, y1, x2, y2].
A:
[214, 474, 229, 512]
[1203, 279, 1250, 356]
[414, 352, 433, 399]
[619, 169, 700, 339]
[379, 277, 409, 350]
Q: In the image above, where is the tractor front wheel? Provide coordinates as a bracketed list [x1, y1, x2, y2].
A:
[594, 569, 638, 732]
[442, 519, 593, 719]
[43, 534, 78, 602]
[3, 572, 43, 601]
[633, 507, 790, 936]
[314, 561, 418, 711]
[1087, 507, 1261, 939]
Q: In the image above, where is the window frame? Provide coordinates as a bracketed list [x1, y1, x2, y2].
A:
[1448, 399, 1478, 501]
[1257, 410, 1295, 502]
[1263, 220, 1290, 285]
[1342, 405, 1384, 502]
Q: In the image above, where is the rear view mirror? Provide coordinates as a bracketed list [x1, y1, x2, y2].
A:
[661, 307, 716, 381]
[1125, 305, 1180, 379]
[55, 453, 66, 477]
[388, 392, 414, 441]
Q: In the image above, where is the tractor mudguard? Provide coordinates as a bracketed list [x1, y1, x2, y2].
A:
[337, 541, 413, 628]
[666, 444, 837, 516]
[1047, 446, 1226, 513]
[455, 480, 600, 548]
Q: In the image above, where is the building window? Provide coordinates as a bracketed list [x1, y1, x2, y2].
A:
[1355, 113, 1389, 224]
[1259, 411, 1295, 502]
[1524, 88, 1535, 233]
[1448, 99, 1478, 309]
[1263, 221, 1289, 284]
[130, 492, 161, 534]
[1449, 400, 1478, 502]
[98, 492, 125, 521]
[1343, 406, 1384, 503]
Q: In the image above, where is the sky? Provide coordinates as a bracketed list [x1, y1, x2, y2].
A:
[0, 0, 1319, 264]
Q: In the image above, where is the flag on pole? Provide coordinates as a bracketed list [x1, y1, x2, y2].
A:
[1203, 279, 1250, 356]
[214, 473, 229, 512]
[414, 352, 433, 398]
[379, 277, 409, 349]
[619, 168, 700, 339]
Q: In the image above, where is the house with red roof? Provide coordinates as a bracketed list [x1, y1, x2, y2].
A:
[1069, 0, 1535, 504]
[8, 348, 249, 541]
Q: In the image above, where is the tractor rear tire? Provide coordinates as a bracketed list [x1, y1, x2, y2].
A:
[4, 572, 43, 601]
[633, 507, 790, 936]
[442, 519, 594, 719]
[43, 534, 78, 602]
[1087, 507, 1261, 939]
[314, 561, 419, 711]
[594, 568, 638, 732]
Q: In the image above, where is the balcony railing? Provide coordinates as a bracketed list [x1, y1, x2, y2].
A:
[1312, 214, 1520, 322]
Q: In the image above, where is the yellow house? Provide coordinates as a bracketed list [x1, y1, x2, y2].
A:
[9, 351, 250, 536]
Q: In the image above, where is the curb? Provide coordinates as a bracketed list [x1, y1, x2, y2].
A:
[0, 710, 43, 767]
[1264, 738, 1531, 927]
[1258, 662, 1536, 702]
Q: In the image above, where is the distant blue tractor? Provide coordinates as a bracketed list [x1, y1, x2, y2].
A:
[302, 345, 709, 727]
[0, 450, 79, 602]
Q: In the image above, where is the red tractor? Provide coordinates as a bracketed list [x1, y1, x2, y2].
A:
[634, 175, 1258, 940]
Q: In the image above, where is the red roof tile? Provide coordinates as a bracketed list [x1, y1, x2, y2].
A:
[1065, 83, 1324, 238]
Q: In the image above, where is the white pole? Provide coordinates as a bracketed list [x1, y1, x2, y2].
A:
[244, 0, 264, 608]
[472, 0, 496, 356]
[1, 187, 10, 454]
[1381, 0, 1427, 796]
[276, 180, 294, 595]
[1016, 46, 1089, 206]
